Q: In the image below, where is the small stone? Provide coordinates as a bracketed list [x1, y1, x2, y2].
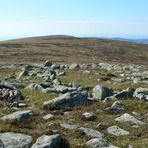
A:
[43, 114, 55, 120]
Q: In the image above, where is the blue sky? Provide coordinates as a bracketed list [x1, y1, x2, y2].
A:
[0, 0, 148, 40]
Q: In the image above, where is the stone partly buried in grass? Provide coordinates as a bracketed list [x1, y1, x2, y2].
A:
[0, 110, 36, 122]
[44, 91, 90, 108]
[115, 113, 145, 124]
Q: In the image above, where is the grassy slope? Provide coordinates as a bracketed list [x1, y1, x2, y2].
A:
[0, 37, 148, 65]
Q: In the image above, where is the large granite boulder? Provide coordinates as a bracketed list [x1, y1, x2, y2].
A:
[44, 91, 89, 108]
[92, 85, 113, 100]
[0, 132, 32, 148]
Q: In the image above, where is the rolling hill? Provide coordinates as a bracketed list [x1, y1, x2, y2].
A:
[0, 35, 148, 65]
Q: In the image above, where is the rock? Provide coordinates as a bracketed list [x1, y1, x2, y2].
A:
[25, 83, 44, 91]
[44, 91, 89, 108]
[18, 69, 29, 79]
[0, 110, 35, 122]
[40, 82, 51, 88]
[43, 114, 55, 120]
[58, 71, 66, 76]
[0, 132, 32, 148]
[19, 103, 28, 108]
[114, 88, 133, 99]
[69, 63, 80, 69]
[43, 87, 57, 93]
[132, 111, 140, 116]
[11, 83, 25, 89]
[107, 125, 129, 136]
[10, 101, 19, 108]
[60, 124, 78, 129]
[54, 85, 76, 94]
[92, 85, 113, 100]
[79, 127, 105, 138]
[115, 113, 144, 124]
[106, 101, 125, 111]
[31, 134, 61, 148]
[134, 88, 148, 101]
[82, 112, 96, 120]
[85, 138, 119, 148]
[44, 61, 53, 67]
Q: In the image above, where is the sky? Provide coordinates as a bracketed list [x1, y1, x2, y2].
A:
[0, 0, 148, 40]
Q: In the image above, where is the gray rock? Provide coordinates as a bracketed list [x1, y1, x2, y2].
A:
[10, 101, 19, 108]
[79, 127, 105, 138]
[134, 88, 148, 101]
[0, 110, 35, 122]
[43, 87, 57, 93]
[85, 138, 119, 148]
[114, 88, 133, 99]
[60, 124, 78, 129]
[82, 112, 96, 120]
[58, 71, 66, 76]
[31, 134, 61, 148]
[69, 63, 80, 69]
[115, 113, 144, 124]
[92, 85, 113, 100]
[25, 83, 44, 91]
[54, 85, 76, 94]
[43, 114, 55, 120]
[44, 61, 53, 67]
[11, 83, 25, 89]
[44, 91, 89, 108]
[0, 132, 32, 148]
[107, 125, 129, 136]
[18, 69, 29, 79]
[106, 101, 125, 111]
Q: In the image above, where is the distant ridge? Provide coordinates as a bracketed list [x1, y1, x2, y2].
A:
[0, 35, 148, 65]
[110, 38, 148, 44]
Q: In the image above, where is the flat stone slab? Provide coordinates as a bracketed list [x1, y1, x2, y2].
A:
[60, 124, 78, 129]
[0, 132, 32, 148]
[0, 110, 35, 122]
[115, 113, 144, 124]
[107, 125, 129, 136]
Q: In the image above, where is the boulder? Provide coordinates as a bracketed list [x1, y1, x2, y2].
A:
[85, 138, 119, 148]
[82, 112, 96, 120]
[115, 113, 144, 124]
[0, 132, 32, 148]
[25, 83, 44, 91]
[106, 101, 125, 111]
[79, 127, 105, 138]
[107, 125, 129, 136]
[114, 88, 133, 99]
[43, 114, 55, 120]
[44, 91, 89, 108]
[0, 110, 35, 122]
[134, 88, 148, 101]
[92, 85, 113, 100]
[31, 134, 61, 148]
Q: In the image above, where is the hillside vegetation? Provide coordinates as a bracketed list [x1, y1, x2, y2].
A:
[0, 36, 148, 65]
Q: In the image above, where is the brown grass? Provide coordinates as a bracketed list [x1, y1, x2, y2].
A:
[0, 37, 148, 65]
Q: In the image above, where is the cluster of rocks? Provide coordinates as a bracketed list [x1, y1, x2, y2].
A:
[0, 61, 147, 147]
